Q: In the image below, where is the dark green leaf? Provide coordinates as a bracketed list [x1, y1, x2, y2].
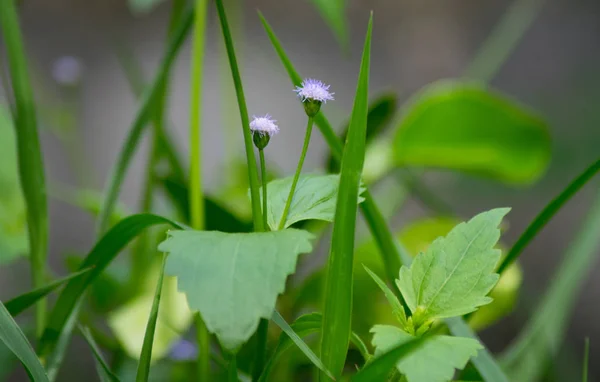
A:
[393, 80, 551, 185]
[0, 301, 48, 381]
[5, 268, 92, 317]
[79, 326, 120, 382]
[39, 214, 182, 359]
[159, 229, 313, 350]
[583, 338, 589, 382]
[320, 14, 372, 379]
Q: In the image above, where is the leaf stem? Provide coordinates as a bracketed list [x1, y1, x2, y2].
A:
[189, 0, 211, 379]
[278, 117, 314, 230]
[259, 149, 268, 228]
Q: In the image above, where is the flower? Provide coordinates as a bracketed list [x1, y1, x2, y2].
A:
[294, 78, 335, 103]
[250, 114, 279, 136]
[52, 55, 83, 86]
[250, 114, 279, 149]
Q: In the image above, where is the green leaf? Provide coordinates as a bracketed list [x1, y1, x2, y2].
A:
[159, 229, 313, 350]
[39, 214, 183, 359]
[79, 326, 121, 382]
[371, 325, 482, 382]
[364, 265, 407, 327]
[393, 81, 551, 185]
[97, 9, 192, 234]
[327, 94, 398, 173]
[397, 208, 509, 323]
[583, 338, 590, 382]
[309, 0, 348, 49]
[262, 174, 364, 230]
[136, 255, 167, 381]
[128, 0, 167, 15]
[0, 301, 49, 382]
[5, 268, 92, 317]
[320, 14, 372, 379]
[0, 105, 28, 264]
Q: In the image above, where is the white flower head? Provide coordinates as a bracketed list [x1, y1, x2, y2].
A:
[250, 114, 279, 137]
[294, 78, 335, 103]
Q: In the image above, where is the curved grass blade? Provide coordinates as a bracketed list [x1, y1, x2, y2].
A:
[5, 268, 93, 317]
[79, 326, 120, 382]
[260, 312, 370, 382]
[39, 214, 183, 359]
[320, 14, 372, 379]
[0, 301, 49, 382]
[351, 335, 428, 382]
[498, 157, 600, 274]
[96, 9, 193, 234]
[215, 0, 263, 232]
[135, 254, 167, 381]
[0, 0, 49, 337]
[270, 311, 334, 381]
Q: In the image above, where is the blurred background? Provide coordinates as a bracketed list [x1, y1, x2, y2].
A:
[1, 0, 599, 380]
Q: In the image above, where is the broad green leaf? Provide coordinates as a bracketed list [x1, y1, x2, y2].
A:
[5, 268, 92, 317]
[108, 260, 192, 362]
[0, 106, 28, 264]
[159, 229, 313, 350]
[320, 14, 372, 379]
[128, 0, 167, 15]
[0, 301, 49, 382]
[39, 214, 183, 359]
[309, 0, 348, 48]
[397, 208, 509, 324]
[261, 174, 364, 230]
[79, 326, 121, 382]
[371, 325, 482, 382]
[393, 81, 551, 185]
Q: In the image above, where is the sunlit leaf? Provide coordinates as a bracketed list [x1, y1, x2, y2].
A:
[371, 325, 481, 382]
[159, 229, 313, 350]
[393, 81, 551, 185]
[397, 208, 509, 324]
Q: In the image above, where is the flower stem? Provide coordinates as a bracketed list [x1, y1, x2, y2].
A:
[277, 117, 314, 230]
[259, 149, 268, 228]
[189, 0, 210, 379]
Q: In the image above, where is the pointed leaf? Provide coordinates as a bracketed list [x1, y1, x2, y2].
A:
[79, 326, 121, 382]
[397, 208, 509, 322]
[262, 174, 364, 230]
[393, 81, 551, 185]
[364, 265, 407, 327]
[0, 301, 49, 382]
[371, 325, 482, 382]
[309, 0, 348, 48]
[159, 229, 313, 350]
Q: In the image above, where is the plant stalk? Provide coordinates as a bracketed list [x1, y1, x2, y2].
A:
[278, 117, 314, 230]
[259, 149, 268, 228]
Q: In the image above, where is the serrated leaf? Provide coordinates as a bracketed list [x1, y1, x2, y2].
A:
[397, 208, 509, 323]
[371, 325, 482, 382]
[261, 174, 364, 230]
[393, 81, 551, 185]
[159, 229, 313, 351]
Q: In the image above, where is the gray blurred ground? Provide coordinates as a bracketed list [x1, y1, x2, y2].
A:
[1, 0, 600, 380]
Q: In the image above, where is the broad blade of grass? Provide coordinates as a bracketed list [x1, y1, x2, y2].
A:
[271, 311, 334, 381]
[497, 157, 600, 274]
[0, 301, 49, 381]
[135, 254, 167, 381]
[0, 0, 49, 337]
[96, 8, 193, 234]
[351, 336, 427, 382]
[79, 326, 120, 382]
[5, 268, 92, 317]
[320, 14, 372, 380]
[215, 0, 263, 232]
[39, 214, 183, 360]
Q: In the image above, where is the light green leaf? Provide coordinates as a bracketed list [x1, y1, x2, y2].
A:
[309, 0, 348, 48]
[364, 265, 407, 327]
[393, 81, 551, 185]
[0, 105, 28, 264]
[262, 174, 364, 230]
[371, 325, 482, 382]
[159, 229, 313, 351]
[397, 208, 509, 324]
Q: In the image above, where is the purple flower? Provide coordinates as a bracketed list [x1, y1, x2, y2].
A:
[294, 78, 335, 103]
[169, 339, 198, 361]
[250, 114, 280, 137]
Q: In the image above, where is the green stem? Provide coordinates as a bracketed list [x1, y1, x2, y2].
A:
[259, 149, 268, 228]
[228, 353, 239, 382]
[0, 0, 49, 338]
[278, 117, 314, 230]
[189, 0, 210, 379]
